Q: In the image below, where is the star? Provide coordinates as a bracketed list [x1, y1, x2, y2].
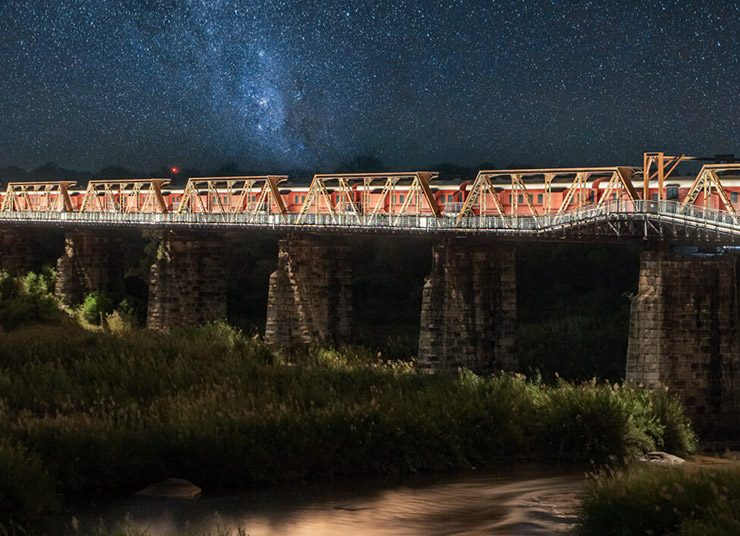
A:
[0, 0, 736, 176]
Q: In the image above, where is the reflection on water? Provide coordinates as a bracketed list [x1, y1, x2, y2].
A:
[53, 465, 584, 535]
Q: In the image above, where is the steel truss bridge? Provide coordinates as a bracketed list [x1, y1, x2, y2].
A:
[0, 153, 738, 244]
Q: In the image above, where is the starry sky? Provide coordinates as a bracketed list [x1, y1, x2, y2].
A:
[0, 0, 737, 174]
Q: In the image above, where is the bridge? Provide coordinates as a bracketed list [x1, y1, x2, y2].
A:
[0, 152, 738, 436]
[1, 159, 739, 243]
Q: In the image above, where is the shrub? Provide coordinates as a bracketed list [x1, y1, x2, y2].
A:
[81, 291, 115, 325]
[577, 464, 740, 536]
[0, 323, 699, 524]
[0, 440, 57, 529]
[0, 270, 63, 330]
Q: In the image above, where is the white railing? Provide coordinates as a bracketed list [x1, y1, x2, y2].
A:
[0, 200, 738, 237]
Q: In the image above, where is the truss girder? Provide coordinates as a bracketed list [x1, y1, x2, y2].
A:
[1, 181, 76, 212]
[177, 176, 288, 220]
[680, 164, 740, 222]
[80, 179, 170, 213]
[1, 156, 739, 239]
[643, 152, 687, 201]
[295, 172, 440, 225]
[457, 166, 640, 223]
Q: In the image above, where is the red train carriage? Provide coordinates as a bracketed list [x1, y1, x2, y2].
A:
[2, 163, 739, 217]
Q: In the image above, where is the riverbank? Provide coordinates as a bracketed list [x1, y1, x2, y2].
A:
[0, 319, 697, 532]
[577, 457, 740, 535]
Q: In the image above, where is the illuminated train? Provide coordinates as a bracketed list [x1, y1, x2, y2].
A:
[2, 166, 740, 217]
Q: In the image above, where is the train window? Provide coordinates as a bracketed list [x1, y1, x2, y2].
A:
[447, 194, 454, 203]
[537, 194, 543, 204]
[651, 193, 658, 201]
[399, 194, 405, 204]
[666, 186, 679, 200]
[732, 192, 739, 204]
[517, 194, 523, 204]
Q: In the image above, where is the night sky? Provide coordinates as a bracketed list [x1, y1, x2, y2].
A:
[0, 1, 737, 174]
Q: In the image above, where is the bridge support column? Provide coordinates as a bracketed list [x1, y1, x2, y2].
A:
[146, 233, 227, 330]
[55, 230, 124, 305]
[265, 236, 352, 350]
[0, 228, 44, 275]
[418, 240, 517, 373]
[627, 250, 740, 437]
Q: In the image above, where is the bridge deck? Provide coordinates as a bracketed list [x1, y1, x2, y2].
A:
[0, 200, 738, 244]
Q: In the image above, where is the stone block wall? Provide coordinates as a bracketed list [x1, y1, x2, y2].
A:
[418, 240, 517, 373]
[55, 230, 125, 305]
[147, 232, 227, 330]
[265, 236, 352, 349]
[626, 250, 740, 436]
[0, 228, 44, 275]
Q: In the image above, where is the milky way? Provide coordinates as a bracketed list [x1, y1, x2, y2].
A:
[0, 0, 737, 172]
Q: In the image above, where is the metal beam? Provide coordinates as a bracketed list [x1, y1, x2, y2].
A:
[80, 179, 171, 213]
[1, 181, 76, 212]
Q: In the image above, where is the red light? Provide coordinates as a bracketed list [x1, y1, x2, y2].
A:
[170, 166, 180, 174]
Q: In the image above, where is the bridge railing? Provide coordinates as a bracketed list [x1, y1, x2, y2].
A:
[0, 199, 738, 235]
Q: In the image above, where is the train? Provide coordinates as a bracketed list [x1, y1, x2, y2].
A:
[2, 171, 739, 216]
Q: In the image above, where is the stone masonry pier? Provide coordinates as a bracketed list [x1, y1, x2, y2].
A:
[55, 229, 124, 305]
[0, 228, 45, 275]
[418, 239, 517, 373]
[626, 250, 740, 436]
[147, 232, 227, 330]
[265, 236, 352, 350]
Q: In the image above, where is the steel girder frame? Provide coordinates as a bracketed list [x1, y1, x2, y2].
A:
[642, 152, 686, 201]
[295, 171, 440, 225]
[457, 166, 640, 224]
[80, 179, 171, 213]
[177, 176, 288, 220]
[680, 163, 740, 221]
[1, 181, 76, 212]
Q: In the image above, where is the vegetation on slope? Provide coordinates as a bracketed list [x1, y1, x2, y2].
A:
[0, 270, 696, 531]
[577, 463, 740, 536]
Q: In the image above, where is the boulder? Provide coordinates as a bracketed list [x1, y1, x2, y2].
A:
[639, 451, 685, 466]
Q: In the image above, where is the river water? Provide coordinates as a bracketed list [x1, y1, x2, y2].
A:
[53, 465, 585, 535]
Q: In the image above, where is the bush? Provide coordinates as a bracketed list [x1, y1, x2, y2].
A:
[81, 291, 115, 325]
[577, 464, 740, 535]
[0, 323, 698, 524]
[0, 270, 62, 330]
[0, 440, 57, 530]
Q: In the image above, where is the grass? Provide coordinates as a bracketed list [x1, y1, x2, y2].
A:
[0, 271, 697, 532]
[0, 323, 696, 524]
[577, 463, 740, 535]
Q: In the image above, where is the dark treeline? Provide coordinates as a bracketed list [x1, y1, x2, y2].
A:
[0, 154, 531, 184]
[3, 152, 724, 186]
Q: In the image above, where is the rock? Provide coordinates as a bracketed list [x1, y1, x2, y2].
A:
[135, 478, 202, 499]
[639, 451, 685, 466]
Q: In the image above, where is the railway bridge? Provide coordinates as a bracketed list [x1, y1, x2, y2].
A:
[0, 152, 738, 435]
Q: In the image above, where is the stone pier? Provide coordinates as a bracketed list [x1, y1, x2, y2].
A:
[0, 228, 44, 275]
[418, 240, 517, 373]
[265, 236, 352, 349]
[626, 250, 740, 436]
[55, 230, 124, 305]
[147, 232, 227, 330]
